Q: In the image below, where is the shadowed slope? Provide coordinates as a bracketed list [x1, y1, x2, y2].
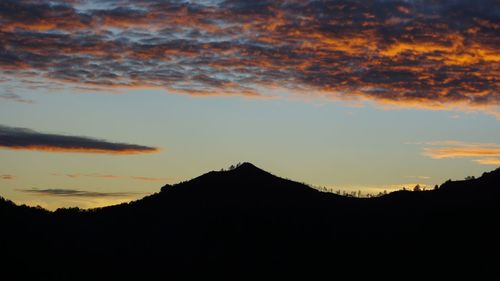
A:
[155, 162, 339, 209]
[0, 164, 499, 279]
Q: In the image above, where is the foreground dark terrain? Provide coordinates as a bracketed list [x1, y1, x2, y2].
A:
[1, 163, 499, 279]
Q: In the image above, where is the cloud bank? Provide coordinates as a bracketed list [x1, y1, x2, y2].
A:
[0, 0, 498, 114]
[19, 188, 140, 198]
[0, 125, 159, 154]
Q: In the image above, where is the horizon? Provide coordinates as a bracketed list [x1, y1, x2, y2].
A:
[4, 162, 500, 211]
[3, 161, 499, 211]
[1, 0, 499, 210]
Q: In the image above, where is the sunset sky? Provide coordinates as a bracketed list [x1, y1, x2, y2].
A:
[1, 0, 499, 209]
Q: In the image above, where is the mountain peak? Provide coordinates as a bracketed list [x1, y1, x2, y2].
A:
[229, 162, 270, 176]
[234, 162, 259, 171]
[158, 161, 322, 208]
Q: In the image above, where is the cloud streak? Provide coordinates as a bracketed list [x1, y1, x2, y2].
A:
[129, 176, 168, 182]
[0, 125, 159, 154]
[424, 147, 500, 158]
[0, 0, 497, 114]
[19, 188, 141, 198]
[474, 158, 500, 165]
[52, 173, 168, 182]
[1, 174, 15, 180]
[0, 93, 34, 104]
[422, 140, 500, 166]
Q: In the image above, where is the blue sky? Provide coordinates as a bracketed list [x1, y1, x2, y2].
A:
[0, 0, 499, 209]
[1, 87, 499, 209]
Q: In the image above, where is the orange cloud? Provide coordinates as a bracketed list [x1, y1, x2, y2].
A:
[421, 141, 500, 166]
[0, 0, 498, 115]
[424, 147, 500, 159]
[474, 158, 500, 165]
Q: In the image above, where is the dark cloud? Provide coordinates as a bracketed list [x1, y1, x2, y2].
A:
[19, 188, 140, 198]
[0, 0, 498, 113]
[0, 125, 159, 154]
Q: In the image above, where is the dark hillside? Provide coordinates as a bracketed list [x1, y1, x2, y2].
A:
[1, 164, 499, 279]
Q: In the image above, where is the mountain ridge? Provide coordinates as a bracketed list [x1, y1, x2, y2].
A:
[154, 162, 334, 210]
[2, 163, 499, 212]
[0, 164, 499, 279]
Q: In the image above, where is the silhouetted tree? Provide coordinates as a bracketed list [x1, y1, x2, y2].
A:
[161, 184, 172, 192]
[465, 176, 475, 180]
[413, 184, 421, 192]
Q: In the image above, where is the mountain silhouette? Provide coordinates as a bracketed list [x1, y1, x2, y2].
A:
[1, 163, 499, 279]
[155, 162, 338, 209]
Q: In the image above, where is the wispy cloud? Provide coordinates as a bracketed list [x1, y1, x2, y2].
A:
[0, 174, 15, 180]
[474, 158, 500, 165]
[19, 188, 141, 198]
[61, 173, 120, 179]
[424, 147, 500, 159]
[52, 173, 168, 182]
[421, 140, 500, 165]
[0, 125, 159, 154]
[129, 176, 169, 182]
[0, 0, 498, 114]
[0, 93, 34, 104]
[406, 175, 431, 180]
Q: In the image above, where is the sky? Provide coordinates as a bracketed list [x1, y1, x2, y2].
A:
[0, 0, 499, 210]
